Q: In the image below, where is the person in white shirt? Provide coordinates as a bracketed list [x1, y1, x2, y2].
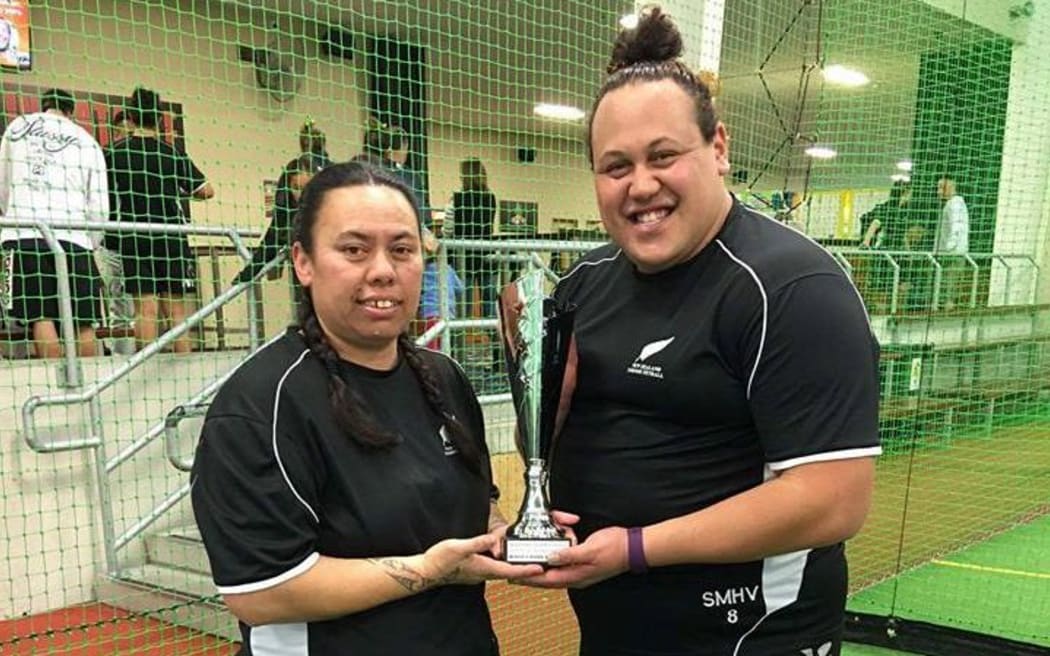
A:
[0, 88, 109, 358]
[935, 175, 970, 309]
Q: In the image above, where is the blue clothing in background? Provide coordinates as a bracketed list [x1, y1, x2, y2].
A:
[421, 261, 464, 319]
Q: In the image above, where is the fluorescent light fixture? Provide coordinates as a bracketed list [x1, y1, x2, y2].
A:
[823, 64, 870, 87]
[619, 12, 639, 29]
[533, 103, 585, 121]
[804, 145, 837, 159]
[896, 159, 913, 172]
[891, 173, 911, 183]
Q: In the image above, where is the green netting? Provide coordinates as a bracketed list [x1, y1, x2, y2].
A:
[0, 1, 1048, 655]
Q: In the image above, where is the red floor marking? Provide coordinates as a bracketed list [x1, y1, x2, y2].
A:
[0, 603, 239, 655]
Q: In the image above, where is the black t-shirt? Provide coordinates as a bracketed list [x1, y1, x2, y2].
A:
[191, 330, 497, 656]
[551, 199, 881, 655]
[105, 135, 206, 258]
[236, 153, 331, 283]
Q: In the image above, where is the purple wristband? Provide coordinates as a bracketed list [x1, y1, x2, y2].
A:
[627, 526, 648, 574]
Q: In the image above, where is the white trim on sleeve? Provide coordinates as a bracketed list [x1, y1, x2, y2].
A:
[216, 551, 321, 595]
[768, 446, 882, 471]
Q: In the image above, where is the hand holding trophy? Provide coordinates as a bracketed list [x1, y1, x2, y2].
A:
[497, 267, 575, 564]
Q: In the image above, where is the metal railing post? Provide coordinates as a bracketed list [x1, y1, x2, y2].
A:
[89, 395, 119, 575]
[34, 224, 81, 387]
[227, 230, 260, 350]
[882, 253, 901, 315]
[437, 241, 451, 355]
[1022, 255, 1040, 305]
[994, 255, 1013, 305]
[925, 254, 943, 310]
[962, 254, 979, 308]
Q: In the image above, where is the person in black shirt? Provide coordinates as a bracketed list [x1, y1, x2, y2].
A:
[234, 120, 331, 284]
[191, 161, 540, 656]
[105, 87, 214, 353]
[521, 8, 880, 656]
[352, 117, 429, 219]
[860, 179, 911, 250]
[446, 158, 498, 319]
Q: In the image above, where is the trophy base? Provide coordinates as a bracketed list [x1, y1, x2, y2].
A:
[504, 537, 572, 564]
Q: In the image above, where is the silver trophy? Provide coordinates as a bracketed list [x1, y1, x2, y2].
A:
[498, 268, 575, 564]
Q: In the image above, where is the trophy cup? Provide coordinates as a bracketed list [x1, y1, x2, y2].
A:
[498, 268, 575, 564]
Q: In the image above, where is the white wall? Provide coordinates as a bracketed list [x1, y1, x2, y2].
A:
[991, 0, 1050, 303]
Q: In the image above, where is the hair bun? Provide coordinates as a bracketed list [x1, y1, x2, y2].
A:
[607, 5, 683, 74]
[130, 87, 159, 111]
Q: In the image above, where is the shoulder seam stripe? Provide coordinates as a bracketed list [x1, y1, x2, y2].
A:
[272, 348, 320, 524]
[558, 248, 621, 283]
[714, 239, 767, 400]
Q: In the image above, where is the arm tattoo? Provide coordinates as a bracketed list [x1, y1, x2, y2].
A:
[367, 558, 461, 593]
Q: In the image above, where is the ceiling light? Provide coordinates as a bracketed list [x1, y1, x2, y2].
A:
[533, 103, 585, 121]
[896, 160, 913, 172]
[823, 64, 870, 87]
[891, 173, 911, 183]
[804, 145, 837, 159]
[619, 13, 639, 29]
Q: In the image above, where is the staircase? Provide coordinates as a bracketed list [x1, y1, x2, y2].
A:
[96, 525, 240, 642]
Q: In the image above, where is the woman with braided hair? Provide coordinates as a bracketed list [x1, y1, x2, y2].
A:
[191, 161, 540, 656]
[521, 6, 880, 656]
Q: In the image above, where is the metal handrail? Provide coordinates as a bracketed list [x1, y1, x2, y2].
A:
[995, 255, 1013, 305]
[833, 249, 1037, 312]
[164, 403, 212, 472]
[0, 218, 261, 238]
[21, 254, 282, 454]
[158, 329, 288, 475]
[0, 220, 263, 362]
[883, 253, 902, 314]
[923, 253, 943, 309]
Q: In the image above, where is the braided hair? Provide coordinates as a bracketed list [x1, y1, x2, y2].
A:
[292, 161, 483, 472]
[585, 5, 721, 167]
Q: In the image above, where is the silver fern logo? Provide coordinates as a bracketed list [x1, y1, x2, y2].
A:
[800, 641, 833, 656]
[439, 425, 457, 456]
[627, 336, 675, 379]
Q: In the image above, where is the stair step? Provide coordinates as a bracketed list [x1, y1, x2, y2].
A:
[97, 564, 240, 642]
[147, 526, 211, 575]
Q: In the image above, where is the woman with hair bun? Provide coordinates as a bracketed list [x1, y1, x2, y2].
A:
[106, 87, 215, 353]
[523, 7, 880, 655]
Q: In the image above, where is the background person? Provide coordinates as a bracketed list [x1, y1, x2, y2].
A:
[235, 120, 331, 284]
[444, 157, 500, 374]
[191, 161, 540, 656]
[353, 116, 428, 219]
[105, 87, 214, 353]
[934, 174, 970, 309]
[0, 88, 109, 358]
[445, 158, 498, 320]
[418, 237, 465, 351]
[523, 8, 881, 656]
